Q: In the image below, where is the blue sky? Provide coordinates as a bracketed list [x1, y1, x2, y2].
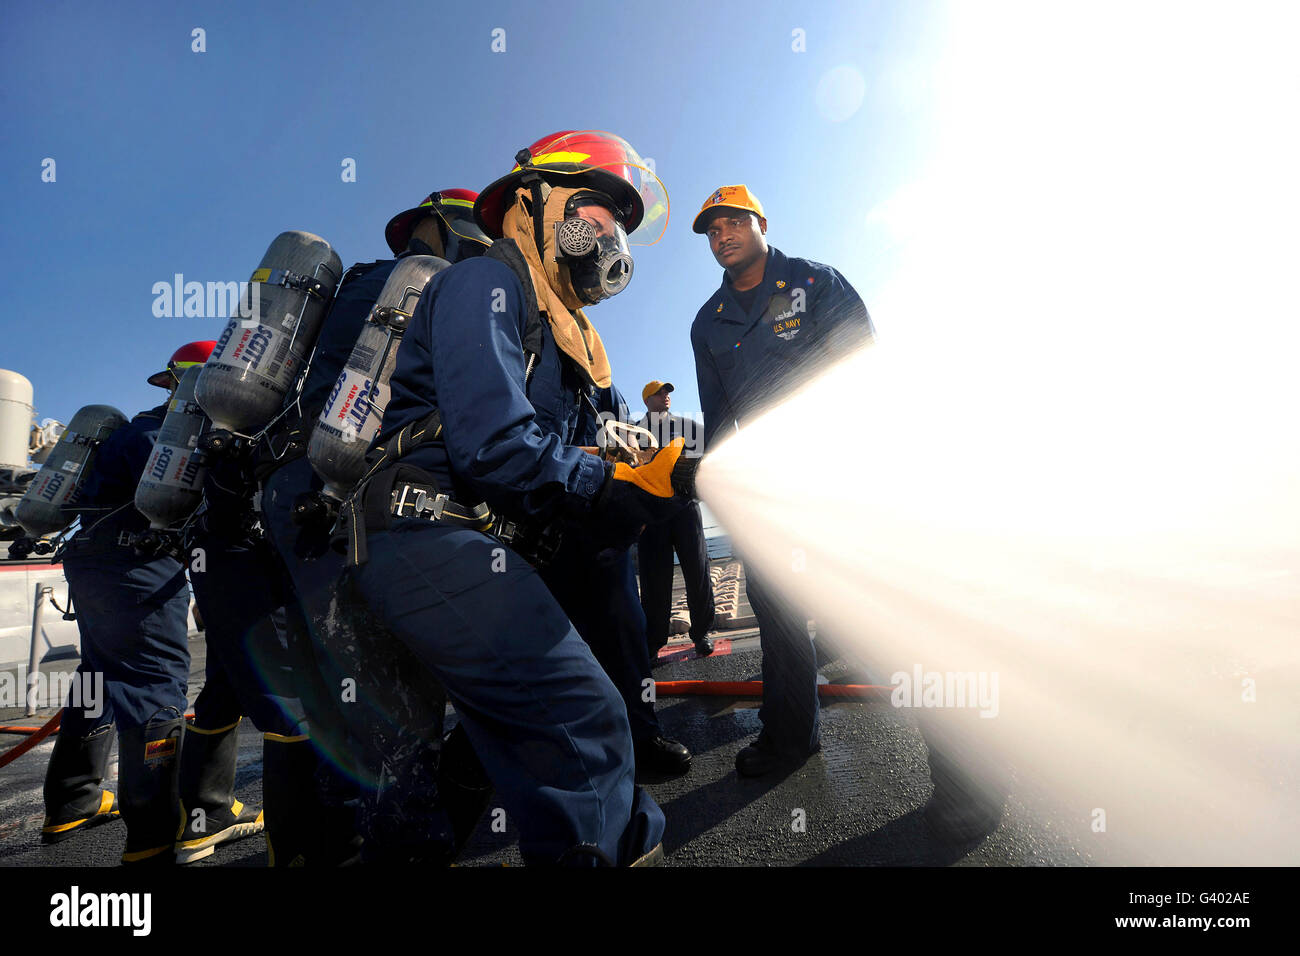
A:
[1, 0, 945, 426]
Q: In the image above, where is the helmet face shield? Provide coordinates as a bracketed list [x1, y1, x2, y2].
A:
[479, 130, 670, 245]
[148, 340, 216, 388]
[434, 194, 491, 258]
[546, 130, 668, 246]
[385, 189, 489, 259]
[555, 196, 635, 304]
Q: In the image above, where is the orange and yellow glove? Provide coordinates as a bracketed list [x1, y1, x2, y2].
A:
[595, 438, 699, 546]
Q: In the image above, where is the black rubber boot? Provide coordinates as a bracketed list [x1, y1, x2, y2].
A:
[263, 734, 361, 867]
[360, 723, 492, 866]
[438, 723, 493, 857]
[41, 723, 119, 845]
[117, 717, 184, 865]
[174, 719, 264, 864]
[363, 733, 455, 865]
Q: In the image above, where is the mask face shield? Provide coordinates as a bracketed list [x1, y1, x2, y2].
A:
[554, 194, 635, 304]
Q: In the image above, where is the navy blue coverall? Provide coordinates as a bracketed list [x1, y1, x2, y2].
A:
[538, 386, 661, 746]
[349, 249, 664, 865]
[60, 406, 191, 736]
[691, 246, 874, 754]
[189, 456, 303, 738]
[261, 256, 450, 798]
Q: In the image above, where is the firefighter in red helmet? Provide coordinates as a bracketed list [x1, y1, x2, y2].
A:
[257, 187, 496, 864]
[146, 341, 216, 389]
[333, 131, 690, 863]
[41, 342, 213, 864]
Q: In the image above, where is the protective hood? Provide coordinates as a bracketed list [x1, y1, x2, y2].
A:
[502, 185, 613, 389]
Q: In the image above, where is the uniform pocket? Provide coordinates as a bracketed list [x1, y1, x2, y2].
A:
[709, 344, 737, 371]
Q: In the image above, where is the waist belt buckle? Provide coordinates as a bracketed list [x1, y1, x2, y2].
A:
[392, 483, 447, 521]
[413, 487, 446, 519]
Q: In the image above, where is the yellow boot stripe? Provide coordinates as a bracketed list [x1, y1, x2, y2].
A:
[42, 792, 118, 834]
[43, 816, 90, 835]
[122, 844, 171, 863]
[187, 718, 242, 735]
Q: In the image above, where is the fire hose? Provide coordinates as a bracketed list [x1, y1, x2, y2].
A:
[0, 710, 197, 767]
[0, 682, 889, 766]
[0, 709, 61, 768]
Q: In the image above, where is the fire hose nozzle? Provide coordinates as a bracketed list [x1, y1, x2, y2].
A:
[598, 420, 658, 466]
[670, 454, 700, 500]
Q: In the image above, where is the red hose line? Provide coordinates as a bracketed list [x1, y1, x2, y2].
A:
[0, 709, 62, 768]
[2, 687, 880, 766]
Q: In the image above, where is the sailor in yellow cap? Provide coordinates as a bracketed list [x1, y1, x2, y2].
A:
[689, 184, 874, 778]
[635, 380, 714, 659]
[687, 184, 1005, 844]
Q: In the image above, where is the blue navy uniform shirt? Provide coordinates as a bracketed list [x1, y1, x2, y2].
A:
[690, 246, 874, 452]
[374, 255, 611, 523]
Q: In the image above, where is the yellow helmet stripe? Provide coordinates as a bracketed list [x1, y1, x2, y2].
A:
[514, 150, 593, 171]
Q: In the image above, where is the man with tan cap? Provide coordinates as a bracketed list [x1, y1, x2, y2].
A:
[636, 380, 714, 659]
[689, 184, 875, 777]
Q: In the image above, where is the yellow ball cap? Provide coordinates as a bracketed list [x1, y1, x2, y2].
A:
[692, 185, 765, 234]
[642, 380, 675, 402]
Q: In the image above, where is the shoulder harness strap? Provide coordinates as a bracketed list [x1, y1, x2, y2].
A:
[335, 244, 543, 567]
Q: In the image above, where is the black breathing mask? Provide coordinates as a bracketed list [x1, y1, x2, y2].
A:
[553, 195, 635, 304]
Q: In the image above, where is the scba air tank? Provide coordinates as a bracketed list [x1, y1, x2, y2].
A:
[307, 255, 447, 500]
[195, 231, 343, 436]
[135, 366, 211, 530]
[15, 405, 127, 536]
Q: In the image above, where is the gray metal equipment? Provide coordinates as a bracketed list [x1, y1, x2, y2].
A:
[307, 255, 448, 501]
[134, 365, 210, 531]
[15, 405, 127, 537]
[195, 230, 343, 439]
